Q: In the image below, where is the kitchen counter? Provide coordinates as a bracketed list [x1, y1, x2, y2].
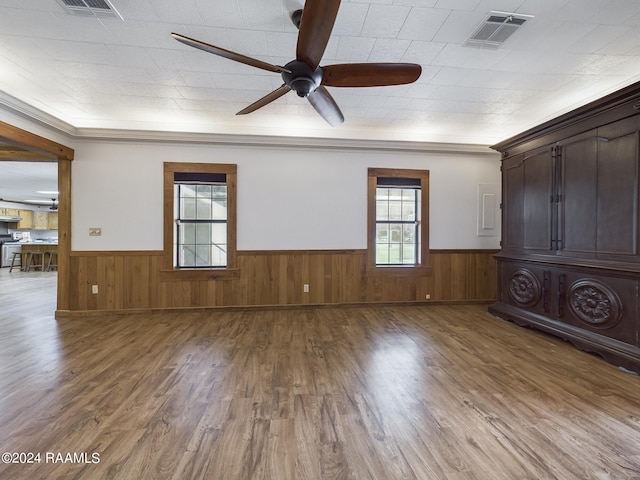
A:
[19, 243, 58, 271]
[19, 241, 58, 245]
[21, 243, 58, 252]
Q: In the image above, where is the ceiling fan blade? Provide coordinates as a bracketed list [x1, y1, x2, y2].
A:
[296, 0, 341, 69]
[171, 33, 290, 74]
[307, 86, 344, 127]
[236, 85, 292, 115]
[322, 63, 422, 87]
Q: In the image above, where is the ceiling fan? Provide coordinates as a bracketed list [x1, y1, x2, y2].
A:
[171, 0, 422, 127]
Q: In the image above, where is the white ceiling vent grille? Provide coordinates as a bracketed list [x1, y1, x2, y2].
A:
[56, 0, 123, 19]
[464, 11, 533, 49]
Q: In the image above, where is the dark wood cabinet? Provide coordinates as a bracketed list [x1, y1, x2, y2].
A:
[490, 82, 640, 373]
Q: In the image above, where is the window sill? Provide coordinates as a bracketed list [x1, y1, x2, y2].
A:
[160, 267, 240, 282]
[365, 265, 433, 277]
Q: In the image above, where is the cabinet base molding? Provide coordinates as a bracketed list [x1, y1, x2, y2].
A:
[489, 303, 640, 374]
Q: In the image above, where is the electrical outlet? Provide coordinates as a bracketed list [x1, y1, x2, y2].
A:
[89, 227, 102, 236]
[303, 284, 309, 293]
[92, 284, 99, 294]
[425, 294, 431, 300]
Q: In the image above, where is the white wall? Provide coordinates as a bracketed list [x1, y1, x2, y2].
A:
[71, 139, 501, 251]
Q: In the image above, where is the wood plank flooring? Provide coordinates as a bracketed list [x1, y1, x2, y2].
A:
[1, 268, 640, 479]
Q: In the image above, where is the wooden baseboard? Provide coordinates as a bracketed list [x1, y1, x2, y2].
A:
[56, 299, 496, 319]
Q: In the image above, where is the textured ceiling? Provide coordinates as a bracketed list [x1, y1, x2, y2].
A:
[2, 0, 640, 147]
[0, 160, 58, 206]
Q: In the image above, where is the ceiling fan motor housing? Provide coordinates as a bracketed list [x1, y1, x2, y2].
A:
[282, 60, 323, 97]
[290, 9, 303, 29]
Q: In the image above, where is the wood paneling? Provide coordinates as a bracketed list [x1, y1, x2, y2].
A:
[62, 249, 497, 314]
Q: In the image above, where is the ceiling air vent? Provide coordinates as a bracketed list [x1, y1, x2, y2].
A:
[464, 11, 533, 49]
[56, 0, 123, 19]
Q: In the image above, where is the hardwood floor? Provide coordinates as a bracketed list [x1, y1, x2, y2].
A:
[1, 268, 639, 480]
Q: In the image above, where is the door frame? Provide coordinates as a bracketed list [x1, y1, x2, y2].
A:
[0, 121, 74, 312]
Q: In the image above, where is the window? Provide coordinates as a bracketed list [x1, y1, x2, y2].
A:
[367, 168, 430, 275]
[175, 174, 227, 268]
[375, 181, 420, 265]
[163, 162, 237, 278]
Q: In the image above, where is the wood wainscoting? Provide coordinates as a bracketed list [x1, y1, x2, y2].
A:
[63, 249, 497, 314]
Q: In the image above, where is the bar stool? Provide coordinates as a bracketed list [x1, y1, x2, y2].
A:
[46, 251, 58, 271]
[25, 251, 46, 272]
[9, 251, 22, 272]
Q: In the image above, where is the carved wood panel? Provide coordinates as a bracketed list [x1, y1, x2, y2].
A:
[498, 261, 548, 316]
[559, 271, 637, 346]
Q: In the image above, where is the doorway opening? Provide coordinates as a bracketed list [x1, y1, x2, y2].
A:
[0, 121, 74, 313]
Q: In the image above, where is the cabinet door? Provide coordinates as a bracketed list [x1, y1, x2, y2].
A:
[558, 122, 640, 260]
[48, 212, 58, 230]
[501, 154, 524, 251]
[17, 210, 33, 229]
[33, 211, 49, 230]
[501, 147, 554, 253]
[523, 147, 554, 252]
[596, 116, 640, 258]
[558, 130, 599, 256]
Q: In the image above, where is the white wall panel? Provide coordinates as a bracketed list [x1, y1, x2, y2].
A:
[71, 139, 501, 251]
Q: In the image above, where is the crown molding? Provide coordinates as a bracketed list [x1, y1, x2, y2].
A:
[0, 91, 76, 136]
[73, 127, 496, 155]
[0, 91, 496, 156]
